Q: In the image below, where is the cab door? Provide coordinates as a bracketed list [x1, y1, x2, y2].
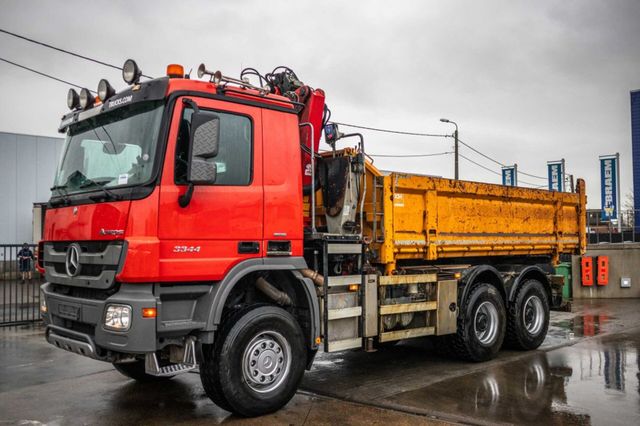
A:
[157, 96, 263, 281]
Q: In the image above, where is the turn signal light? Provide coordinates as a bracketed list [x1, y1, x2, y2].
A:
[166, 64, 184, 78]
[142, 307, 157, 318]
[348, 284, 359, 292]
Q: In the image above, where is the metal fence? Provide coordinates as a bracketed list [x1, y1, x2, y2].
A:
[587, 209, 640, 244]
[0, 244, 42, 325]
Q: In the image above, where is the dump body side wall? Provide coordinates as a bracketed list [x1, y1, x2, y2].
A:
[362, 168, 585, 271]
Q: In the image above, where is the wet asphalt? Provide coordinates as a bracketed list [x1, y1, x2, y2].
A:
[1, 299, 639, 425]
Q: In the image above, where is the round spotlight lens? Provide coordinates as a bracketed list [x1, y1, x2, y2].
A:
[97, 79, 115, 101]
[67, 89, 80, 110]
[122, 59, 141, 85]
[79, 88, 95, 109]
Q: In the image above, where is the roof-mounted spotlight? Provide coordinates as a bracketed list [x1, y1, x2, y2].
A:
[67, 89, 80, 110]
[122, 59, 142, 85]
[97, 79, 116, 101]
[79, 88, 95, 109]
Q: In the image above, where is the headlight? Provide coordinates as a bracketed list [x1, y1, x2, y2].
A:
[40, 291, 47, 314]
[79, 88, 95, 109]
[97, 79, 115, 101]
[122, 59, 141, 85]
[104, 304, 132, 331]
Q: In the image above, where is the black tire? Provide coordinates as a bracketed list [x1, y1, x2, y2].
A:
[437, 283, 506, 362]
[200, 305, 306, 417]
[505, 279, 549, 350]
[113, 359, 173, 382]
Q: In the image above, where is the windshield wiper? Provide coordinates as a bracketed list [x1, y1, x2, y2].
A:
[79, 179, 122, 201]
[50, 184, 71, 206]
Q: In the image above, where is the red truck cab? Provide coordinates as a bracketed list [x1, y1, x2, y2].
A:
[41, 62, 322, 416]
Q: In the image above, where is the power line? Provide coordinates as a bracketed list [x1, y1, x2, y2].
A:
[0, 57, 96, 93]
[458, 138, 504, 167]
[369, 151, 453, 158]
[517, 169, 548, 180]
[458, 153, 543, 188]
[333, 122, 451, 138]
[334, 121, 551, 180]
[0, 27, 152, 79]
[459, 153, 501, 176]
[457, 138, 553, 180]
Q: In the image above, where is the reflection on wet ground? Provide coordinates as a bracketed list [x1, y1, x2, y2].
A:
[302, 299, 640, 425]
[2, 299, 640, 425]
[0, 324, 444, 425]
[387, 330, 640, 425]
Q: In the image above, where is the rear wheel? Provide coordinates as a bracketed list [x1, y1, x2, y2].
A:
[200, 305, 306, 417]
[437, 283, 506, 362]
[505, 279, 549, 350]
[113, 359, 173, 382]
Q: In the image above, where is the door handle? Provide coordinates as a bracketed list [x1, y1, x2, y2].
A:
[238, 241, 260, 254]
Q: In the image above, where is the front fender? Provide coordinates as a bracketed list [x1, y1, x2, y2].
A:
[201, 257, 320, 350]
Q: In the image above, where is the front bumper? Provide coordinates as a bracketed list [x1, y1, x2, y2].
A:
[41, 282, 157, 360]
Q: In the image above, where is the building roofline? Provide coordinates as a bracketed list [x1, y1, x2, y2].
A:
[0, 130, 63, 140]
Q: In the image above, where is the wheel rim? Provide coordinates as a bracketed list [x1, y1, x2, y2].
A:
[523, 295, 544, 335]
[474, 301, 499, 346]
[242, 331, 291, 393]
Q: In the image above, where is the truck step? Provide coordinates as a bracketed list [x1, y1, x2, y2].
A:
[145, 336, 197, 377]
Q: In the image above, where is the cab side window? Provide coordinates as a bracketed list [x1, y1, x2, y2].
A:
[175, 107, 253, 185]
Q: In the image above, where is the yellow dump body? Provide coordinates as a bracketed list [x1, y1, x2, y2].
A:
[363, 163, 587, 273]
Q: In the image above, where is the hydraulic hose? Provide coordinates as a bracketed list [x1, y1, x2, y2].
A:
[255, 276, 292, 306]
[300, 269, 324, 287]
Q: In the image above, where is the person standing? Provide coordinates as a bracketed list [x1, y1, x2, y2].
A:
[17, 243, 34, 283]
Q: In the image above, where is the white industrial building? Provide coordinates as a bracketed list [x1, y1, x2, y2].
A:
[0, 131, 64, 245]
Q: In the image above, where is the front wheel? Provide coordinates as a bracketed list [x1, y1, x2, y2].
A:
[200, 305, 306, 417]
[505, 279, 549, 350]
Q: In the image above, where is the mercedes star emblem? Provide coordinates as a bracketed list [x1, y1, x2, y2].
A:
[65, 243, 82, 277]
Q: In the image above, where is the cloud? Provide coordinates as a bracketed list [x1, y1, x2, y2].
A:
[0, 0, 638, 206]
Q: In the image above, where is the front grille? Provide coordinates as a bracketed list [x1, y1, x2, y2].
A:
[52, 263, 115, 277]
[43, 241, 125, 289]
[52, 241, 114, 253]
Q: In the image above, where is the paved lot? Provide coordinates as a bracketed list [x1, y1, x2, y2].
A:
[1, 299, 639, 425]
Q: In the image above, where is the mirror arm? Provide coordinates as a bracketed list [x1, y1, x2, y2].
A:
[178, 183, 195, 208]
[182, 98, 199, 113]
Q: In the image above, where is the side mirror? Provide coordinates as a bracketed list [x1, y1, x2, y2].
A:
[187, 111, 220, 183]
[179, 110, 220, 208]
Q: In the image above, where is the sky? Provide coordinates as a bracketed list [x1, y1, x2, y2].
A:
[0, 0, 639, 207]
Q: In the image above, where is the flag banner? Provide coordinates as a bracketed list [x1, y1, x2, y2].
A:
[502, 165, 517, 186]
[547, 160, 565, 192]
[600, 154, 620, 221]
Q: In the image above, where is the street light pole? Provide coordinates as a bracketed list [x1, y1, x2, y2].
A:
[440, 118, 459, 180]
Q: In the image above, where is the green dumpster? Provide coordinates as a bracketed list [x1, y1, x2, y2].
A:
[555, 262, 572, 299]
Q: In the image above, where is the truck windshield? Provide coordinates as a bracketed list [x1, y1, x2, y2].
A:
[53, 101, 164, 195]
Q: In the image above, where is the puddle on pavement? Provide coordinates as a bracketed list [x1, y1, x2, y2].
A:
[551, 314, 614, 338]
[387, 332, 640, 425]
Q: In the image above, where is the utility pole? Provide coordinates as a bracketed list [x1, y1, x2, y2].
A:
[440, 118, 459, 180]
[454, 127, 459, 180]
